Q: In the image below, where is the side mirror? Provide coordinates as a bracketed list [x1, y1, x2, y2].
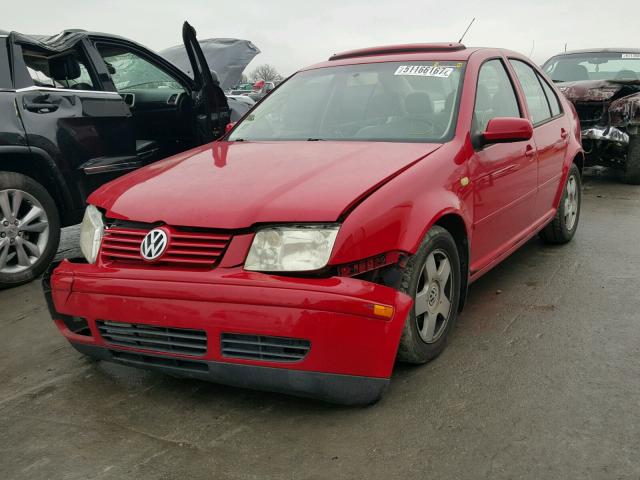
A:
[225, 122, 236, 134]
[482, 117, 533, 144]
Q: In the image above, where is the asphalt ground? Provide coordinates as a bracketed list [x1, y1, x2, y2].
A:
[1, 168, 639, 479]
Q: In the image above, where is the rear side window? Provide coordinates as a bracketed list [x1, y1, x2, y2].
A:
[509, 59, 551, 125]
[537, 74, 562, 117]
[473, 59, 521, 133]
[0, 38, 11, 88]
[22, 47, 97, 90]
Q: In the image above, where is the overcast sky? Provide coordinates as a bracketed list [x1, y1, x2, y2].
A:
[6, 0, 640, 76]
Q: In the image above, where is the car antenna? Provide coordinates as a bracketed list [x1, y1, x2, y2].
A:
[564, 42, 568, 52]
[458, 17, 475, 43]
[529, 40, 535, 58]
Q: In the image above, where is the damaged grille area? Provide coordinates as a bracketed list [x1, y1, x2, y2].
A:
[98, 321, 208, 356]
[221, 333, 311, 362]
[100, 223, 232, 268]
[574, 102, 606, 127]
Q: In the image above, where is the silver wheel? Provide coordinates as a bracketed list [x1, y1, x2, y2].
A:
[414, 249, 454, 344]
[0, 189, 50, 274]
[564, 174, 579, 231]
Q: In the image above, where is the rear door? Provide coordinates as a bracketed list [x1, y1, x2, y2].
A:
[508, 58, 568, 220]
[181, 22, 230, 143]
[9, 34, 137, 204]
[469, 58, 538, 271]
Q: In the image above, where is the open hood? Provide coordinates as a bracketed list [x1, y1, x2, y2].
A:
[90, 141, 442, 229]
[161, 38, 260, 91]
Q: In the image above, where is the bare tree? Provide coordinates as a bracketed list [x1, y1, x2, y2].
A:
[240, 73, 249, 84]
[250, 64, 283, 82]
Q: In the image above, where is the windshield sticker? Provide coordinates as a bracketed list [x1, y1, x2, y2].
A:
[622, 53, 640, 59]
[394, 65, 455, 78]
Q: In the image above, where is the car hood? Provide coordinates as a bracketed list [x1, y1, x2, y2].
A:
[90, 141, 442, 229]
[557, 79, 640, 102]
[161, 38, 260, 91]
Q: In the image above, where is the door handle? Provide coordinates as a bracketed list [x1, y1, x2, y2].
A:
[560, 128, 568, 139]
[24, 102, 59, 113]
[525, 145, 536, 157]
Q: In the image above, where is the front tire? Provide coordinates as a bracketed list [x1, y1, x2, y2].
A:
[623, 135, 640, 185]
[539, 163, 581, 244]
[397, 226, 461, 364]
[0, 172, 60, 289]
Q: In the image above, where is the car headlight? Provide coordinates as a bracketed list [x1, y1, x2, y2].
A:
[244, 225, 340, 272]
[79, 205, 104, 264]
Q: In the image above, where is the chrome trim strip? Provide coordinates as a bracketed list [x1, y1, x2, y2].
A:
[15, 86, 121, 96]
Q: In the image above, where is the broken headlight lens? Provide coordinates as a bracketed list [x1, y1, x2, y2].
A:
[79, 205, 104, 264]
[244, 225, 340, 272]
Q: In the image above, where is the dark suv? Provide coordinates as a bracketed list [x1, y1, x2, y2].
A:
[0, 23, 239, 288]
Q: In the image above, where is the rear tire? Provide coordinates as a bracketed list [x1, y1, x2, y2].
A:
[539, 163, 581, 244]
[623, 135, 640, 185]
[397, 226, 461, 364]
[0, 172, 60, 289]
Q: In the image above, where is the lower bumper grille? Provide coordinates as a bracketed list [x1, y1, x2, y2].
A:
[111, 350, 209, 373]
[221, 333, 311, 362]
[97, 321, 207, 356]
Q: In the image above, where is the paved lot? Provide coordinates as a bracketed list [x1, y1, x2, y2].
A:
[1, 169, 639, 480]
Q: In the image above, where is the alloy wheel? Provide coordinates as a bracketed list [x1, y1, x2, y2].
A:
[414, 248, 454, 344]
[564, 174, 579, 231]
[0, 189, 50, 274]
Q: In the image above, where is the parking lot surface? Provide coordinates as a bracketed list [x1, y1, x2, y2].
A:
[1, 170, 639, 480]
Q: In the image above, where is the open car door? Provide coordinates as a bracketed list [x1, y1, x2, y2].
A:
[182, 22, 231, 143]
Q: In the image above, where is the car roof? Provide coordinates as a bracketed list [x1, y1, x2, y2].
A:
[301, 44, 524, 71]
[549, 48, 640, 56]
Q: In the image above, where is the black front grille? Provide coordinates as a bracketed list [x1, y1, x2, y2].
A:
[574, 102, 606, 127]
[97, 321, 207, 356]
[221, 333, 310, 362]
[111, 350, 209, 373]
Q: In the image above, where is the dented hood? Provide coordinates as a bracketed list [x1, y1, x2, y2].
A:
[557, 79, 640, 102]
[90, 141, 441, 229]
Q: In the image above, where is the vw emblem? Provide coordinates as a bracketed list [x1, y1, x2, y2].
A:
[140, 228, 169, 261]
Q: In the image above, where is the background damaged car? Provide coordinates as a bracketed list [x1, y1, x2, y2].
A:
[543, 49, 640, 183]
[0, 22, 257, 288]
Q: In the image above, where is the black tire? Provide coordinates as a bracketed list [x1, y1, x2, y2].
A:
[539, 163, 581, 244]
[0, 172, 61, 289]
[397, 225, 461, 364]
[623, 135, 640, 185]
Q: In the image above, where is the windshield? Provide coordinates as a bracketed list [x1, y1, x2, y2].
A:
[229, 61, 466, 143]
[544, 52, 640, 82]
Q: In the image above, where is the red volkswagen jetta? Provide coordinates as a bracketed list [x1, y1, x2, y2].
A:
[44, 44, 583, 404]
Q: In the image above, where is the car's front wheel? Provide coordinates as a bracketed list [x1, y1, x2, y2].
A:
[623, 135, 640, 185]
[397, 225, 461, 364]
[0, 172, 60, 289]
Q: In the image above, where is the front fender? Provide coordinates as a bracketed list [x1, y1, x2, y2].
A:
[609, 92, 640, 128]
[329, 143, 472, 265]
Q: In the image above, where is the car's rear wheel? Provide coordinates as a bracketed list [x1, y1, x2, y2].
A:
[397, 225, 461, 364]
[623, 135, 640, 185]
[539, 163, 581, 244]
[0, 172, 60, 289]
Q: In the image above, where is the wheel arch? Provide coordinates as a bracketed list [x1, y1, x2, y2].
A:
[0, 146, 75, 224]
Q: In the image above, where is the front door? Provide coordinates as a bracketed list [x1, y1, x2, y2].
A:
[10, 35, 136, 205]
[181, 22, 230, 143]
[469, 59, 538, 272]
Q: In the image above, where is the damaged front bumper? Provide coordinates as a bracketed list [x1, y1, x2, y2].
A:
[582, 126, 629, 145]
[42, 259, 414, 405]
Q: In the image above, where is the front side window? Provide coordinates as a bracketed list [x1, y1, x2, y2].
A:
[229, 61, 466, 143]
[509, 60, 551, 125]
[543, 52, 640, 82]
[473, 59, 521, 134]
[97, 45, 184, 92]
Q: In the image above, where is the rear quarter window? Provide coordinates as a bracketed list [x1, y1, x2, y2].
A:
[0, 38, 12, 89]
